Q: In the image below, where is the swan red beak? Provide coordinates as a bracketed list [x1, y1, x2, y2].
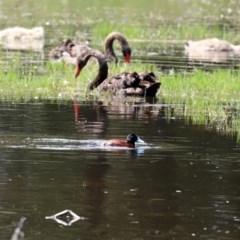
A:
[75, 65, 81, 78]
[124, 54, 131, 63]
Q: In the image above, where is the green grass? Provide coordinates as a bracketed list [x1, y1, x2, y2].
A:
[0, 60, 153, 101]
[159, 69, 240, 141]
[1, 60, 240, 110]
[161, 69, 240, 101]
[1, 59, 239, 102]
[90, 22, 240, 50]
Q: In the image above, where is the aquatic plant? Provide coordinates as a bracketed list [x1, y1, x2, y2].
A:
[160, 69, 240, 142]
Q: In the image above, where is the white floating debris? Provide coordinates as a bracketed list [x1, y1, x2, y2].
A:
[45, 209, 86, 226]
[10, 217, 26, 240]
[130, 188, 138, 192]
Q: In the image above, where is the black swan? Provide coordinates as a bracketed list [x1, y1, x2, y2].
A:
[75, 52, 161, 97]
[104, 31, 131, 63]
[49, 31, 131, 64]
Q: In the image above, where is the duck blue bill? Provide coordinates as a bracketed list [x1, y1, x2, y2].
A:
[136, 136, 145, 144]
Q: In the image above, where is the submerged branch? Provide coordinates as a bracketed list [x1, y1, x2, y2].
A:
[10, 217, 26, 240]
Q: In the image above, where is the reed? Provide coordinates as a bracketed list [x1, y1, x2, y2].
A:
[161, 69, 240, 103]
[160, 68, 240, 141]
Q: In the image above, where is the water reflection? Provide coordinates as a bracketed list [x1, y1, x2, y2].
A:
[83, 154, 110, 228]
[73, 101, 107, 135]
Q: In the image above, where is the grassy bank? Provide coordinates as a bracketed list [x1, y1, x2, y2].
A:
[1, 59, 239, 102]
[160, 69, 240, 142]
[1, 60, 239, 114]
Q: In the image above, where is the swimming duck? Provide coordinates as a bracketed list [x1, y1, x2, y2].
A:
[184, 38, 240, 62]
[103, 133, 144, 148]
[75, 52, 161, 97]
[49, 31, 131, 64]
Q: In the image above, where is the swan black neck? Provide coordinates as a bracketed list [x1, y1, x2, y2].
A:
[104, 32, 131, 64]
[77, 53, 108, 90]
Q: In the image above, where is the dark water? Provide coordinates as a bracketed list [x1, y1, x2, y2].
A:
[0, 101, 239, 240]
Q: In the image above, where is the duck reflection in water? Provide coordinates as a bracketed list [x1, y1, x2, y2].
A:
[84, 155, 111, 228]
